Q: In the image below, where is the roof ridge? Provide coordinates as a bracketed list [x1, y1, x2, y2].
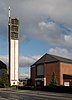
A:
[31, 53, 47, 66]
[47, 53, 59, 61]
[31, 53, 72, 67]
[49, 54, 72, 61]
[48, 54, 72, 63]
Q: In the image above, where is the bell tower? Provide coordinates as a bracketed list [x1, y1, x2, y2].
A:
[8, 7, 19, 86]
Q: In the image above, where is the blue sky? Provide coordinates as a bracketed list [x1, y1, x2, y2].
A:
[0, 0, 72, 78]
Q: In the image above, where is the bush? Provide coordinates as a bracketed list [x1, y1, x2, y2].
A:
[0, 72, 10, 87]
[49, 72, 57, 87]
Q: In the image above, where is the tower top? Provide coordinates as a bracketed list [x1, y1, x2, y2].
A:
[9, 6, 10, 17]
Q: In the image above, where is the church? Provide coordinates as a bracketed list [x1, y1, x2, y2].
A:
[31, 53, 72, 87]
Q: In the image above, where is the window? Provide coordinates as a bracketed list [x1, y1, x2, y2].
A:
[11, 19, 19, 25]
[14, 33, 18, 39]
[37, 64, 44, 76]
[11, 19, 14, 24]
[14, 19, 19, 25]
[11, 25, 14, 31]
[11, 32, 14, 39]
[36, 81, 40, 85]
[15, 26, 18, 31]
[11, 26, 18, 32]
[11, 32, 18, 39]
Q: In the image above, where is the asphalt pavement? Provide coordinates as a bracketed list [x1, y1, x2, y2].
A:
[0, 89, 72, 100]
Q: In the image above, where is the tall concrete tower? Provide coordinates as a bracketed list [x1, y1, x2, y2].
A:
[8, 7, 19, 86]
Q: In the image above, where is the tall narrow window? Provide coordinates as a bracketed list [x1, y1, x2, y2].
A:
[37, 64, 44, 76]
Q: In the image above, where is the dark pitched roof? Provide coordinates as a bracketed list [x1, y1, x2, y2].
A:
[31, 53, 72, 66]
[0, 60, 7, 69]
[50, 54, 72, 63]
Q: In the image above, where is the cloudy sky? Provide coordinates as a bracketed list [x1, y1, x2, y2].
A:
[0, 0, 72, 78]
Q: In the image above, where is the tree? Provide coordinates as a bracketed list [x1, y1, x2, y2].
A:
[0, 71, 9, 87]
[50, 72, 57, 87]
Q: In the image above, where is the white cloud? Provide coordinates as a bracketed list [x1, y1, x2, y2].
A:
[0, 55, 41, 78]
[64, 34, 72, 45]
[20, 55, 41, 67]
[39, 21, 55, 29]
[0, 55, 8, 65]
[0, 0, 72, 48]
[20, 73, 29, 79]
[0, 55, 41, 67]
[1, 47, 72, 68]
[1, 47, 72, 78]
[48, 47, 72, 59]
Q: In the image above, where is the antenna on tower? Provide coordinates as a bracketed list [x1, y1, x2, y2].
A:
[9, 6, 10, 17]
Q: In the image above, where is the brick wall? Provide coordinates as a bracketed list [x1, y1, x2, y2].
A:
[31, 65, 36, 86]
[31, 62, 72, 86]
[60, 62, 72, 85]
[44, 62, 60, 86]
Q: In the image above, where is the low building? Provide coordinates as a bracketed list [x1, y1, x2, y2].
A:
[31, 53, 72, 87]
[19, 78, 31, 86]
[0, 60, 7, 77]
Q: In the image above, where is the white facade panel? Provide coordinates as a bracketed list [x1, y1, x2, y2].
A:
[11, 80, 18, 86]
[10, 40, 19, 86]
[10, 40, 14, 81]
[64, 82, 70, 86]
[15, 40, 19, 81]
[35, 78, 46, 86]
[44, 78, 46, 86]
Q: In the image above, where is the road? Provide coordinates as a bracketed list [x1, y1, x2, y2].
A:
[0, 90, 72, 100]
